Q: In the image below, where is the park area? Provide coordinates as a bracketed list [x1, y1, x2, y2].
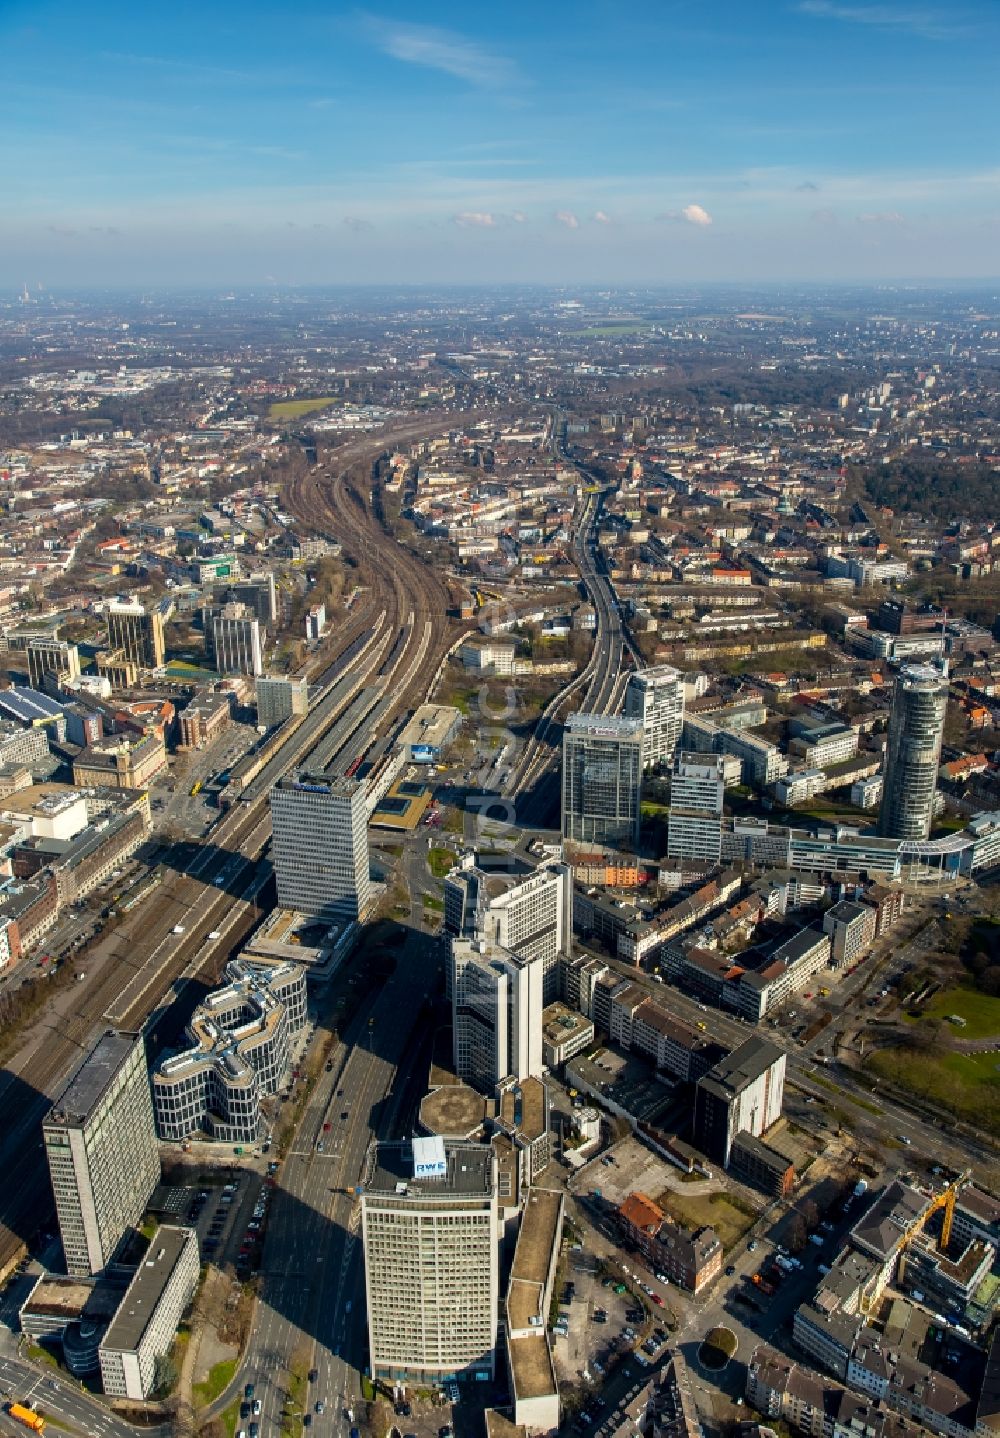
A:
[268, 396, 338, 420]
[867, 1044, 1000, 1135]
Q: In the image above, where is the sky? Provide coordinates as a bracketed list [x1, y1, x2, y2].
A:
[3, 0, 999, 288]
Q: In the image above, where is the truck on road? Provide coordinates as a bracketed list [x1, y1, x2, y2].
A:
[9, 1405, 46, 1435]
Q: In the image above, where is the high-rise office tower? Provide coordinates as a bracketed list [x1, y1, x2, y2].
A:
[450, 938, 544, 1092]
[444, 856, 572, 1004]
[270, 772, 370, 921]
[105, 602, 165, 670]
[204, 603, 263, 677]
[624, 664, 684, 770]
[43, 1030, 160, 1277]
[561, 713, 644, 852]
[876, 662, 949, 841]
[693, 1037, 786, 1168]
[361, 1139, 498, 1384]
[26, 638, 81, 692]
[255, 675, 309, 729]
[667, 751, 726, 864]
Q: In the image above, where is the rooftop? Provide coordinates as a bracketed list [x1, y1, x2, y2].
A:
[418, 1084, 489, 1139]
[100, 1225, 194, 1354]
[508, 1332, 558, 1401]
[511, 1187, 563, 1287]
[46, 1030, 140, 1129]
[365, 1139, 495, 1199]
[699, 1036, 785, 1098]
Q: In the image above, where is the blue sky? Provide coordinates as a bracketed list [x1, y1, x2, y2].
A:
[3, 0, 999, 286]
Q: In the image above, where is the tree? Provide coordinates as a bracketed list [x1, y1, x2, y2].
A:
[152, 1353, 178, 1398]
[786, 1214, 807, 1253]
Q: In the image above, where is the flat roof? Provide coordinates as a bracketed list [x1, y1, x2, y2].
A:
[419, 1085, 489, 1138]
[511, 1188, 563, 1287]
[701, 1036, 784, 1097]
[365, 1140, 494, 1199]
[46, 1030, 140, 1129]
[101, 1226, 194, 1354]
[508, 1333, 557, 1400]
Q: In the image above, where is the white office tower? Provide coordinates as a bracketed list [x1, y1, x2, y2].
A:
[877, 661, 949, 841]
[667, 752, 726, 864]
[361, 1139, 498, 1384]
[561, 713, 644, 852]
[206, 603, 263, 676]
[43, 1030, 160, 1277]
[451, 938, 544, 1093]
[444, 856, 572, 1004]
[624, 664, 684, 770]
[270, 772, 370, 921]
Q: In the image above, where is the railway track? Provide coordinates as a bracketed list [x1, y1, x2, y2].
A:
[0, 422, 467, 1277]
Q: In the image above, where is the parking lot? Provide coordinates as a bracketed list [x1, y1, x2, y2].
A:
[151, 1171, 274, 1275]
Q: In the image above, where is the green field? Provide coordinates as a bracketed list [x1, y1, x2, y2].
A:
[911, 984, 1000, 1040]
[427, 847, 454, 879]
[657, 1190, 756, 1250]
[867, 1046, 1000, 1134]
[268, 396, 339, 420]
[574, 323, 652, 337]
[193, 1358, 237, 1407]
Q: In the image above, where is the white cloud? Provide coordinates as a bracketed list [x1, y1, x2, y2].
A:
[593, 210, 611, 223]
[656, 203, 714, 226]
[454, 211, 496, 227]
[796, 2, 970, 40]
[857, 209, 906, 223]
[554, 210, 579, 229]
[343, 216, 373, 232]
[511, 210, 527, 223]
[365, 17, 521, 88]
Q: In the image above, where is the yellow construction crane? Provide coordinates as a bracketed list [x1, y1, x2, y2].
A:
[912, 1170, 968, 1253]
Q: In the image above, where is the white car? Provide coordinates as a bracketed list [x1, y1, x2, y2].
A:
[208, 930, 221, 940]
[173, 924, 185, 934]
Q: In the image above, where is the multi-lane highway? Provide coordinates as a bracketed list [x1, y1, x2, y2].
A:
[209, 928, 445, 1438]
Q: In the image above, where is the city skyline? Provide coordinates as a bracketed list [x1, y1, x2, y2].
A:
[4, 0, 999, 287]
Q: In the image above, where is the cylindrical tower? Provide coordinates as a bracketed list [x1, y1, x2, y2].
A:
[876, 662, 949, 840]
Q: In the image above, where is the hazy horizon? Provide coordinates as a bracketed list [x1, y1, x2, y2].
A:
[5, 0, 999, 289]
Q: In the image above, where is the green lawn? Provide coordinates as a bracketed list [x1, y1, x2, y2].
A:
[427, 847, 454, 879]
[220, 1398, 242, 1438]
[656, 1190, 756, 1251]
[574, 323, 651, 337]
[193, 1358, 237, 1408]
[268, 396, 338, 420]
[916, 985, 1000, 1039]
[867, 1047, 1000, 1134]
